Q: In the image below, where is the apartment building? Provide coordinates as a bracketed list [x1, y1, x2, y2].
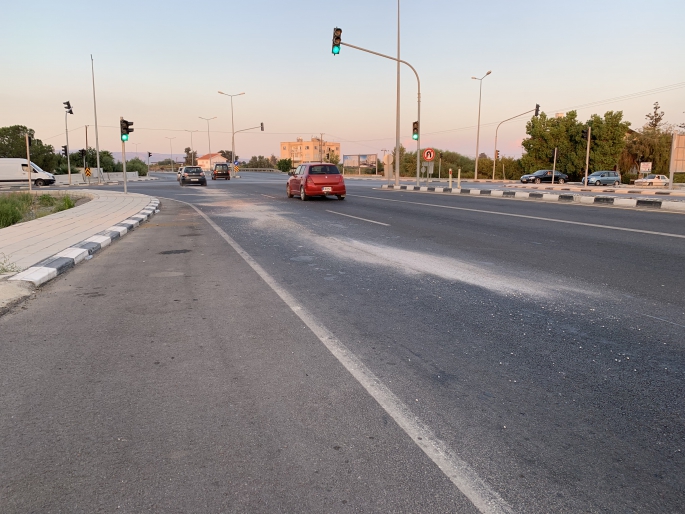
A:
[280, 137, 341, 166]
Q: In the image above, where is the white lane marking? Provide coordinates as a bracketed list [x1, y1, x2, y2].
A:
[354, 194, 685, 239]
[325, 210, 390, 226]
[640, 314, 685, 328]
[261, 194, 276, 199]
[167, 197, 513, 514]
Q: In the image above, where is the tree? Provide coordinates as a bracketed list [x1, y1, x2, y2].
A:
[184, 147, 198, 165]
[219, 150, 236, 162]
[328, 151, 340, 165]
[277, 158, 292, 172]
[243, 155, 274, 169]
[125, 157, 149, 176]
[587, 111, 631, 172]
[645, 102, 665, 130]
[269, 154, 278, 167]
[0, 125, 58, 172]
[619, 126, 673, 174]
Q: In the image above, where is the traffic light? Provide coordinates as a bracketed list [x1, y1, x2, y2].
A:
[61, 145, 68, 157]
[27, 136, 33, 146]
[495, 150, 500, 160]
[63, 101, 73, 114]
[79, 149, 86, 158]
[148, 152, 152, 158]
[581, 128, 589, 140]
[260, 122, 264, 131]
[534, 104, 540, 117]
[412, 121, 419, 140]
[120, 118, 134, 141]
[332, 27, 342, 55]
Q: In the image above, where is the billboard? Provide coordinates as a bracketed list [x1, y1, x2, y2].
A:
[343, 154, 377, 167]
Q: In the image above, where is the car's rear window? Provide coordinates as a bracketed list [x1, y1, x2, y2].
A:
[309, 165, 340, 175]
[215, 164, 228, 169]
[186, 167, 202, 172]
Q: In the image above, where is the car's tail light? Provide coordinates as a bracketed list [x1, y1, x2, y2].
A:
[306, 176, 314, 185]
[183, 173, 188, 177]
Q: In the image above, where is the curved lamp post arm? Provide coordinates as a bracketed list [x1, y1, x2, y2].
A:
[340, 42, 422, 185]
[492, 108, 535, 179]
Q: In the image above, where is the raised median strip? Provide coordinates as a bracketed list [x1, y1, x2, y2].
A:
[380, 184, 685, 212]
[1, 190, 160, 288]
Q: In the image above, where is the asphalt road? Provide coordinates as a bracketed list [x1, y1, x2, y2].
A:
[2, 171, 683, 513]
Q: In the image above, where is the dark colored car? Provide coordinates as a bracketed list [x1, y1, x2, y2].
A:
[287, 163, 346, 200]
[212, 162, 230, 180]
[180, 166, 207, 186]
[581, 171, 621, 186]
[520, 169, 568, 184]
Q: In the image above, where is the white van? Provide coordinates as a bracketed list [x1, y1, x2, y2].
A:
[0, 158, 56, 187]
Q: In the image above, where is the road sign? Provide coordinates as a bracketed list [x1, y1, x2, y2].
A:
[422, 148, 435, 162]
[85, 167, 91, 177]
[640, 162, 652, 172]
[234, 165, 239, 173]
[428, 162, 435, 175]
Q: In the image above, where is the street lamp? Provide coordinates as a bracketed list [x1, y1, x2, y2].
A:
[63, 101, 74, 184]
[218, 91, 245, 177]
[471, 70, 491, 180]
[198, 116, 217, 171]
[165, 136, 176, 174]
[184, 130, 199, 166]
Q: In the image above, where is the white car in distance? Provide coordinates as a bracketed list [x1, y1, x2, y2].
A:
[634, 174, 669, 187]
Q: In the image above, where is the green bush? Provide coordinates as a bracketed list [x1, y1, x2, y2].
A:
[0, 203, 22, 228]
[38, 194, 56, 206]
[54, 195, 75, 212]
[674, 174, 685, 184]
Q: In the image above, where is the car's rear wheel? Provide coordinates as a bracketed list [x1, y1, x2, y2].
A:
[558, 178, 565, 184]
[286, 183, 293, 198]
[596, 182, 603, 186]
[614, 181, 620, 186]
[337, 195, 345, 200]
[300, 186, 308, 201]
[534, 178, 541, 184]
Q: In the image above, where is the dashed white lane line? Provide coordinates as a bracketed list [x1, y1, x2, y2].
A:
[354, 194, 685, 239]
[261, 194, 276, 199]
[325, 210, 390, 226]
[175, 198, 512, 514]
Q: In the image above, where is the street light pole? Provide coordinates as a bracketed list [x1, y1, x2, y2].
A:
[471, 70, 491, 180]
[395, 0, 401, 186]
[492, 108, 535, 180]
[165, 137, 176, 174]
[218, 91, 245, 177]
[63, 102, 74, 184]
[198, 117, 217, 171]
[339, 41, 421, 186]
[91, 55, 102, 184]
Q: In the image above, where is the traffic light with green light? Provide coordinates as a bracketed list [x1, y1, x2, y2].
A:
[412, 121, 419, 141]
[332, 27, 342, 55]
[120, 118, 134, 141]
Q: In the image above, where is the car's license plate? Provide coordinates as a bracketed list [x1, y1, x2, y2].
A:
[191, 179, 199, 181]
[323, 187, 332, 192]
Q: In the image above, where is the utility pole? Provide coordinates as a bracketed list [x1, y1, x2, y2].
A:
[395, 0, 401, 186]
[165, 137, 176, 175]
[551, 147, 557, 185]
[25, 134, 32, 193]
[471, 71, 492, 180]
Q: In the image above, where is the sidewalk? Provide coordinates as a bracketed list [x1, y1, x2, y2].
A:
[0, 190, 157, 274]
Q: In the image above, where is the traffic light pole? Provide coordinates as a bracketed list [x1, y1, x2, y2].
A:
[233, 124, 264, 174]
[492, 108, 535, 180]
[65, 111, 72, 185]
[584, 126, 592, 186]
[339, 42, 421, 186]
[121, 140, 128, 194]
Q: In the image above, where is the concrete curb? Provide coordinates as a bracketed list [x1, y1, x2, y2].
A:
[8, 198, 160, 286]
[380, 185, 685, 212]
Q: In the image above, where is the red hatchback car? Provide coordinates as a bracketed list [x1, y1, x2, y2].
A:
[287, 163, 346, 201]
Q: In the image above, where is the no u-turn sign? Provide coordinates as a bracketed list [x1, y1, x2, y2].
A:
[422, 148, 435, 162]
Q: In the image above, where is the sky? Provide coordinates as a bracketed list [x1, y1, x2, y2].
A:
[2, 0, 684, 163]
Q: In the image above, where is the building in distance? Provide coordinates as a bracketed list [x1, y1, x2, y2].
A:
[197, 153, 227, 171]
[280, 137, 341, 166]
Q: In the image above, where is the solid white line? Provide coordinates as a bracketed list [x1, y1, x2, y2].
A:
[640, 314, 685, 328]
[354, 194, 685, 239]
[325, 210, 390, 226]
[261, 194, 276, 199]
[172, 198, 512, 514]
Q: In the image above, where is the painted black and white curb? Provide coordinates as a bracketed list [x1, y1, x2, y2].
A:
[380, 185, 685, 212]
[9, 198, 160, 286]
